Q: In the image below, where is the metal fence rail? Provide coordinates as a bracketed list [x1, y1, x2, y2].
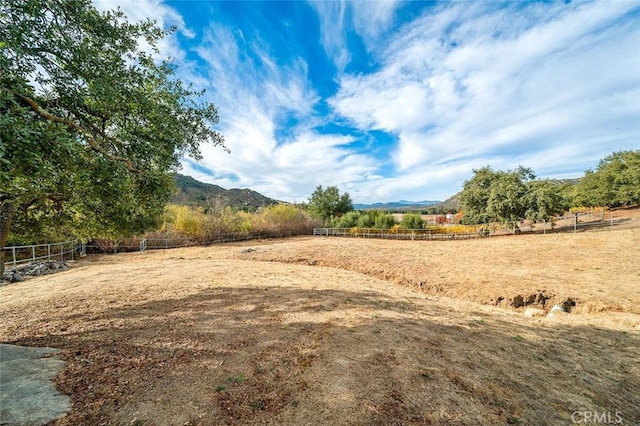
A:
[314, 209, 613, 241]
[84, 232, 262, 253]
[2, 240, 84, 269]
[313, 228, 482, 240]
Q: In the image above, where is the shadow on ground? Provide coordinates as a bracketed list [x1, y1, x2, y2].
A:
[6, 285, 640, 425]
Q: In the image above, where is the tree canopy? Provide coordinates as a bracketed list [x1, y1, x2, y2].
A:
[460, 166, 568, 225]
[0, 0, 225, 274]
[572, 150, 640, 208]
[307, 185, 353, 223]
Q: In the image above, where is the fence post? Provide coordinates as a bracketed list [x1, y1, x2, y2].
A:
[32, 246, 35, 263]
[574, 214, 577, 233]
[610, 211, 613, 230]
[12, 247, 16, 267]
[47, 244, 51, 261]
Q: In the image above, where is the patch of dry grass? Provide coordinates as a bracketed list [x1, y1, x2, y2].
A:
[233, 217, 640, 316]
[1, 212, 639, 425]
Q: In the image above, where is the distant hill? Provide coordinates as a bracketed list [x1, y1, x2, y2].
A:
[171, 174, 278, 211]
[432, 193, 462, 213]
[353, 200, 440, 211]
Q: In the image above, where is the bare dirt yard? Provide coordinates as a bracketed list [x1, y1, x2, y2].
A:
[1, 210, 639, 425]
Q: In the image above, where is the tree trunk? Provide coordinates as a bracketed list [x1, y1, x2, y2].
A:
[0, 201, 15, 279]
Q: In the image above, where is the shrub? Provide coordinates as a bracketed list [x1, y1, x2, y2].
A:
[374, 213, 396, 229]
[400, 213, 424, 229]
[252, 204, 316, 237]
[357, 214, 375, 228]
[165, 205, 207, 237]
[333, 211, 359, 228]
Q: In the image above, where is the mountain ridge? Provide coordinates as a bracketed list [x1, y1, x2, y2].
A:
[353, 200, 441, 211]
[171, 174, 279, 211]
[172, 175, 582, 213]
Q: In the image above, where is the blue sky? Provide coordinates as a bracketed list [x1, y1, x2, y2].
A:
[94, 0, 640, 203]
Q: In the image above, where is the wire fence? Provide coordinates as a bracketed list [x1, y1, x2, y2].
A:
[1, 208, 620, 269]
[85, 233, 256, 253]
[313, 209, 616, 241]
[313, 227, 482, 240]
[2, 240, 85, 269]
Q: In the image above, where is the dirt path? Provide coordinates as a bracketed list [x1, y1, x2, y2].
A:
[1, 215, 639, 425]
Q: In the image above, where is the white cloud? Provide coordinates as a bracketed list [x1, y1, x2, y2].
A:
[93, 0, 191, 61]
[90, 0, 640, 204]
[186, 23, 379, 202]
[350, 0, 401, 41]
[329, 0, 640, 199]
[308, 0, 402, 71]
[308, 1, 350, 72]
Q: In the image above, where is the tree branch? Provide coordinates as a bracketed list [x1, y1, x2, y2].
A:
[14, 91, 138, 172]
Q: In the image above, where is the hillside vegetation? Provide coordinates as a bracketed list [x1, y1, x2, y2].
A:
[171, 174, 278, 211]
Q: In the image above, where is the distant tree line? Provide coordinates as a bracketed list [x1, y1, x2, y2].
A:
[460, 150, 640, 225]
[307, 150, 640, 229]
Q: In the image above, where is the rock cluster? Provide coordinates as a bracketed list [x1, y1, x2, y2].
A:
[1, 261, 69, 284]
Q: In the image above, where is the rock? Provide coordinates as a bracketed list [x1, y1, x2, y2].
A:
[308, 260, 317, 266]
[240, 248, 256, 254]
[511, 295, 525, 308]
[524, 308, 546, 318]
[4, 260, 70, 281]
[546, 305, 566, 318]
[524, 294, 537, 305]
[1, 272, 23, 283]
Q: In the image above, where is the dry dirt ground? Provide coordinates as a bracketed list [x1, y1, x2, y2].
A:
[1, 211, 639, 425]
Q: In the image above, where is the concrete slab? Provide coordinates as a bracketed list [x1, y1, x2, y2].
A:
[0, 344, 71, 425]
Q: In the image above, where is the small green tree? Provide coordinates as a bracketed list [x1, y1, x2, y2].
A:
[307, 185, 353, 223]
[356, 212, 375, 228]
[332, 211, 359, 228]
[374, 213, 396, 229]
[400, 213, 424, 229]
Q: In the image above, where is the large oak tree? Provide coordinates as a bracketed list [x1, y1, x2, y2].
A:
[572, 150, 640, 208]
[0, 0, 225, 275]
[460, 166, 567, 226]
